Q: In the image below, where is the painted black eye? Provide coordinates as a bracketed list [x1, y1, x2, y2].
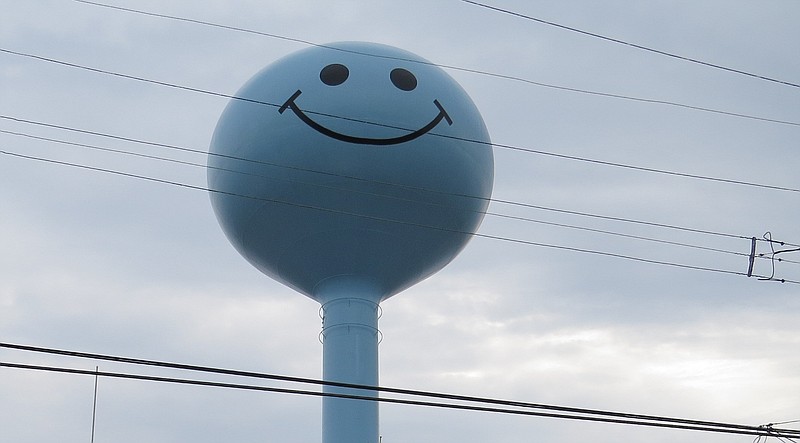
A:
[390, 68, 417, 91]
[320, 64, 349, 86]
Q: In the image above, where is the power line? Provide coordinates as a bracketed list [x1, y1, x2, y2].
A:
[0, 125, 772, 262]
[462, 0, 800, 90]
[2, 342, 799, 439]
[4, 112, 799, 279]
[10, 125, 797, 274]
[0, 361, 779, 438]
[1, 47, 798, 196]
[3, 113, 797, 251]
[67, 0, 800, 128]
[2, 148, 796, 284]
[4, 113, 799, 265]
[488, 138, 800, 194]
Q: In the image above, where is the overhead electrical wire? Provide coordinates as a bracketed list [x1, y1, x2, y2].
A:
[0, 111, 800, 251]
[2, 148, 796, 284]
[1, 48, 798, 196]
[4, 111, 796, 247]
[0, 126, 772, 266]
[3, 113, 799, 266]
[5, 125, 793, 269]
[1, 342, 799, 439]
[67, 0, 800, 128]
[2, 102, 797, 274]
[1, 361, 786, 438]
[462, 0, 800, 90]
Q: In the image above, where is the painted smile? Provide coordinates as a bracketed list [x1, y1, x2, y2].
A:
[278, 90, 452, 146]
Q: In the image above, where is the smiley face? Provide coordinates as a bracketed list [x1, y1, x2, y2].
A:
[278, 63, 452, 146]
[209, 42, 494, 303]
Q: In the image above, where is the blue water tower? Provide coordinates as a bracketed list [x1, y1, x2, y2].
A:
[209, 41, 494, 443]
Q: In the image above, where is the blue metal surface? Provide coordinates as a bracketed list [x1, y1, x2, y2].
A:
[321, 295, 380, 443]
[208, 42, 494, 303]
[209, 42, 494, 443]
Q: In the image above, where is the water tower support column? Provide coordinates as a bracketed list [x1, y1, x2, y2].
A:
[321, 297, 380, 443]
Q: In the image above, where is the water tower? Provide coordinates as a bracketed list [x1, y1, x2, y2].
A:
[208, 41, 494, 443]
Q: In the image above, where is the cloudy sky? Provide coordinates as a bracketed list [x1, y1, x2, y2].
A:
[1, 1, 798, 442]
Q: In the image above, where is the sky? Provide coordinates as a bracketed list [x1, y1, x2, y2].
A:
[1, 1, 798, 442]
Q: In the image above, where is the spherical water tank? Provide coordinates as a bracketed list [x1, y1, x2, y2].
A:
[209, 42, 494, 303]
